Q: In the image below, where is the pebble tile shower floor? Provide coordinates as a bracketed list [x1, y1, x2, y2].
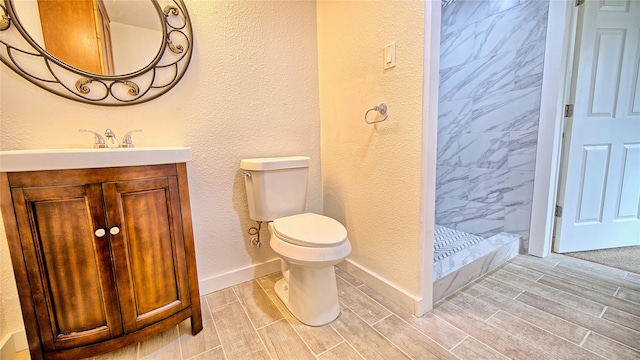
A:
[13, 254, 640, 359]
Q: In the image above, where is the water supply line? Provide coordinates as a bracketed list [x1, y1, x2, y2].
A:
[248, 221, 263, 248]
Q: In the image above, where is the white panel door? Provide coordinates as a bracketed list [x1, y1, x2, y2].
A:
[555, 0, 640, 253]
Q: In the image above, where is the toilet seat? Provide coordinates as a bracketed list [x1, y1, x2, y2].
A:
[273, 213, 347, 248]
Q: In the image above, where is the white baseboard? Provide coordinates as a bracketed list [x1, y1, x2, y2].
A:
[338, 258, 427, 316]
[198, 258, 281, 296]
[0, 329, 27, 359]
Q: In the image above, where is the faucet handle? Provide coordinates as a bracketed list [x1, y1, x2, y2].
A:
[79, 129, 107, 148]
[121, 129, 142, 148]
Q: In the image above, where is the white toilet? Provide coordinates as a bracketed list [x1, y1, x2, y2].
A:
[240, 156, 351, 326]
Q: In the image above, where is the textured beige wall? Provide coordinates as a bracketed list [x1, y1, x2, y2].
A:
[317, 1, 425, 297]
[0, 0, 321, 339]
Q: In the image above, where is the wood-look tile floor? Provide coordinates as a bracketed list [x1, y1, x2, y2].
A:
[14, 254, 640, 359]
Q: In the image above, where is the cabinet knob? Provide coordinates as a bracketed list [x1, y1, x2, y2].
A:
[110, 227, 120, 235]
[95, 228, 106, 238]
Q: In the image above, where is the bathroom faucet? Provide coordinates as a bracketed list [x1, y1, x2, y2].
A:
[79, 129, 107, 148]
[80, 128, 142, 148]
[104, 128, 119, 148]
[121, 129, 142, 148]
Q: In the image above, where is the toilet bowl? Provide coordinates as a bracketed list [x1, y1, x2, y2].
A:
[269, 213, 351, 326]
[240, 156, 351, 326]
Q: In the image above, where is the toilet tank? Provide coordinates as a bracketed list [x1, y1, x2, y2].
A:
[240, 156, 310, 221]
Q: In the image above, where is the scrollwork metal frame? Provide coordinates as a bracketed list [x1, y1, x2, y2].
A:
[0, 0, 193, 106]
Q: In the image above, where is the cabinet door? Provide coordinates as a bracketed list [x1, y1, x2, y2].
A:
[103, 177, 191, 332]
[11, 184, 123, 351]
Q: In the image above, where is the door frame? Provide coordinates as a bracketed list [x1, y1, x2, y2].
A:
[528, 0, 579, 257]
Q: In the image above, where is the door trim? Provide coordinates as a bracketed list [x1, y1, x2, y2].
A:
[528, 0, 578, 257]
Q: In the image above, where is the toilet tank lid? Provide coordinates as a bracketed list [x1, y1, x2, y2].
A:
[240, 156, 310, 171]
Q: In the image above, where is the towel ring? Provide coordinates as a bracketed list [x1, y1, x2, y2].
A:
[365, 103, 388, 124]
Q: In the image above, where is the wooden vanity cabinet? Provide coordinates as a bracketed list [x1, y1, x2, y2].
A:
[0, 164, 202, 360]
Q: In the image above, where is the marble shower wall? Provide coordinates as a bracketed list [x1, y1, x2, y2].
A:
[435, 0, 549, 251]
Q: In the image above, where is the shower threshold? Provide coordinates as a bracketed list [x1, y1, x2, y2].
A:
[433, 225, 519, 303]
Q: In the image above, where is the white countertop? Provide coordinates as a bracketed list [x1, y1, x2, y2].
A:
[0, 147, 192, 172]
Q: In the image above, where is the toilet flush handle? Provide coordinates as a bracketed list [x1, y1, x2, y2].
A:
[242, 171, 252, 178]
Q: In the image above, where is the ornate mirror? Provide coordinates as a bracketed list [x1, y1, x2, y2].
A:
[0, 0, 193, 106]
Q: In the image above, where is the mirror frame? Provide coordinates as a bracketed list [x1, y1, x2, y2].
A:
[0, 0, 193, 106]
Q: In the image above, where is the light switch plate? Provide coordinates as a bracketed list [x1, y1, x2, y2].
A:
[384, 42, 396, 69]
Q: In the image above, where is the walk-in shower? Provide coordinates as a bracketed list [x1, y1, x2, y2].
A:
[433, 0, 549, 301]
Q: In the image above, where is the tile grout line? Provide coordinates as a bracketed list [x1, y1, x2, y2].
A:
[447, 334, 469, 353]
[236, 282, 277, 360]
[578, 330, 590, 347]
[598, 306, 607, 319]
[337, 271, 461, 354]
[491, 268, 607, 316]
[313, 340, 346, 358]
[328, 320, 368, 360]
[341, 301, 419, 360]
[197, 296, 221, 360]
[254, 275, 334, 360]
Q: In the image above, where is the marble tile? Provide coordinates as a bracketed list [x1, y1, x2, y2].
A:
[504, 207, 532, 235]
[437, 99, 473, 135]
[331, 305, 410, 359]
[433, 234, 519, 300]
[435, 166, 469, 200]
[435, 198, 504, 237]
[373, 315, 458, 360]
[441, 0, 492, 34]
[485, 0, 521, 15]
[438, 132, 509, 169]
[440, 24, 476, 69]
[468, 168, 535, 208]
[508, 129, 538, 171]
[470, 87, 541, 133]
[439, 52, 516, 102]
[515, 41, 546, 90]
[474, 0, 548, 60]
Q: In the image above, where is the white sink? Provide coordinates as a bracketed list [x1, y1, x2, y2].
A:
[0, 147, 192, 172]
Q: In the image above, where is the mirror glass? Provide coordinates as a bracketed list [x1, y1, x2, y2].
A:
[12, 0, 163, 76]
[0, 0, 193, 106]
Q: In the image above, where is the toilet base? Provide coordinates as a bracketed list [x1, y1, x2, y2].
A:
[273, 262, 340, 326]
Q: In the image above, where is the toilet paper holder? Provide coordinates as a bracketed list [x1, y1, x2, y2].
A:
[364, 103, 388, 124]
